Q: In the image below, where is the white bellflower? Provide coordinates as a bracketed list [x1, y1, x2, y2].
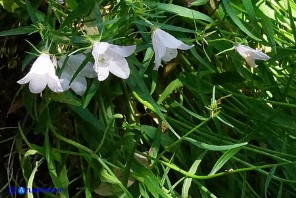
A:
[17, 53, 63, 93]
[58, 53, 96, 95]
[235, 44, 270, 67]
[152, 28, 194, 70]
[92, 42, 136, 81]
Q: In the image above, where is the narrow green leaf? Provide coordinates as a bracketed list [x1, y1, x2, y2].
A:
[83, 165, 92, 198]
[24, 149, 38, 158]
[157, 79, 183, 104]
[260, 12, 276, 53]
[0, 0, 19, 12]
[182, 151, 207, 198]
[135, 125, 174, 147]
[45, 130, 60, 191]
[139, 183, 150, 198]
[0, 26, 37, 36]
[146, 2, 212, 22]
[139, 48, 154, 76]
[21, 150, 38, 182]
[217, 115, 234, 128]
[59, 165, 70, 194]
[173, 101, 207, 121]
[61, 0, 93, 28]
[265, 167, 276, 198]
[66, 0, 78, 9]
[241, 172, 247, 198]
[185, 137, 247, 151]
[287, 0, 296, 43]
[69, 105, 104, 132]
[277, 182, 283, 198]
[95, 1, 104, 32]
[25, 0, 39, 25]
[27, 158, 44, 198]
[127, 64, 180, 139]
[150, 127, 161, 159]
[190, 0, 208, 7]
[50, 92, 82, 106]
[209, 147, 242, 175]
[100, 169, 121, 184]
[242, 0, 256, 21]
[222, 0, 261, 41]
[83, 80, 100, 108]
[132, 161, 169, 198]
[190, 48, 213, 71]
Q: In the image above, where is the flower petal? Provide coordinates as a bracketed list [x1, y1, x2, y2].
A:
[17, 73, 32, 84]
[47, 74, 64, 92]
[162, 48, 178, 62]
[60, 73, 71, 91]
[96, 66, 110, 81]
[59, 54, 96, 79]
[152, 30, 166, 69]
[28, 74, 48, 93]
[108, 44, 136, 57]
[92, 42, 110, 55]
[235, 44, 252, 59]
[70, 76, 87, 95]
[80, 62, 97, 78]
[245, 55, 258, 68]
[153, 58, 162, 70]
[252, 50, 270, 61]
[153, 28, 193, 50]
[178, 43, 194, 50]
[109, 59, 130, 79]
[30, 53, 55, 75]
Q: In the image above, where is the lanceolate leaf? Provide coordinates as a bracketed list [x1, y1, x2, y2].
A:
[209, 147, 243, 175]
[0, 26, 37, 36]
[145, 2, 213, 22]
[222, 0, 261, 41]
[126, 64, 180, 139]
[185, 137, 247, 151]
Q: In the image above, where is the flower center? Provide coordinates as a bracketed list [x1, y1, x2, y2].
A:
[97, 55, 110, 67]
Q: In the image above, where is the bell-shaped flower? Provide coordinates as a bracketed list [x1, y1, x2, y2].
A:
[152, 28, 194, 70]
[17, 53, 63, 93]
[235, 44, 270, 68]
[92, 42, 136, 81]
[58, 53, 97, 95]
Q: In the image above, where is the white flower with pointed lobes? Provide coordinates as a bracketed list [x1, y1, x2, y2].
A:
[17, 53, 63, 94]
[92, 42, 136, 81]
[58, 53, 97, 96]
[152, 28, 194, 70]
[235, 44, 270, 68]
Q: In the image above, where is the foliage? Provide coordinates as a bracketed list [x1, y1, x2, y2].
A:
[1, 0, 296, 197]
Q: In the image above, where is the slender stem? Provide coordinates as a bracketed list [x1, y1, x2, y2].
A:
[98, 94, 108, 125]
[137, 151, 296, 182]
[160, 159, 296, 181]
[95, 118, 114, 153]
[158, 117, 211, 158]
[48, 121, 133, 197]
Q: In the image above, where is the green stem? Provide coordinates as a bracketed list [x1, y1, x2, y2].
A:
[95, 118, 114, 153]
[210, 82, 296, 109]
[137, 151, 296, 182]
[98, 94, 108, 125]
[121, 81, 136, 123]
[158, 117, 211, 158]
[160, 159, 296, 181]
[48, 121, 133, 198]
